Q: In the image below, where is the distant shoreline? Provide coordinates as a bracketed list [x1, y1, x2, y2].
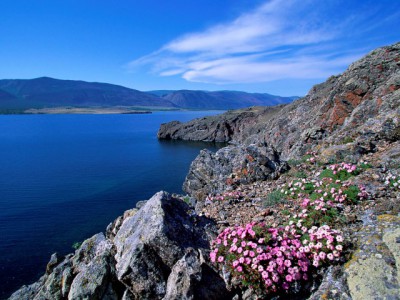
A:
[4, 107, 155, 115]
[0, 107, 229, 115]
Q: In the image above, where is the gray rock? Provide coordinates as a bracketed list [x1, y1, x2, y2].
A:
[183, 143, 287, 202]
[157, 106, 284, 143]
[106, 208, 138, 240]
[121, 289, 135, 300]
[68, 233, 114, 300]
[33, 257, 72, 300]
[8, 276, 46, 300]
[46, 252, 63, 274]
[135, 200, 147, 209]
[113, 191, 219, 299]
[163, 248, 202, 300]
[163, 248, 233, 300]
[61, 267, 74, 298]
[344, 214, 400, 300]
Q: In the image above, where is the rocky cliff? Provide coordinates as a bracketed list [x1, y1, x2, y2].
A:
[159, 43, 399, 160]
[9, 42, 400, 300]
[178, 42, 399, 200]
[158, 105, 285, 143]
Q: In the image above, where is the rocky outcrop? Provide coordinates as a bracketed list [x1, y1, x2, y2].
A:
[9, 192, 232, 300]
[183, 142, 288, 202]
[157, 106, 284, 143]
[180, 42, 399, 200]
[160, 42, 399, 161]
[344, 213, 400, 299]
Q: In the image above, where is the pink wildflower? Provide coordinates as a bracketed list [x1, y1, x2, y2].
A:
[284, 260, 291, 267]
[262, 271, 269, 279]
[265, 279, 272, 287]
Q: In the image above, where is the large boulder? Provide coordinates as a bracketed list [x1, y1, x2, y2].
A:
[183, 142, 288, 202]
[113, 191, 231, 299]
[9, 192, 231, 300]
[344, 214, 400, 300]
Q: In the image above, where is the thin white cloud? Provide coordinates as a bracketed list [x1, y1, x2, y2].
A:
[127, 0, 396, 84]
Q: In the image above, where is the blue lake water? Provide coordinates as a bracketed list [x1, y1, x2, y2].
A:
[0, 111, 223, 299]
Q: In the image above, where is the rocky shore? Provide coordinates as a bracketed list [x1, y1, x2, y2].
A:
[9, 42, 400, 299]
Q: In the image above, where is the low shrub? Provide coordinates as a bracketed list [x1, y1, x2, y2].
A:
[263, 190, 287, 207]
[319, 163, 359, 181]
[294, 171, 308, 179]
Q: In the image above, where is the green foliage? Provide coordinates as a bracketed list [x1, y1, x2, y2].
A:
[72, 241, 82, 250]
[359, 162, 372, 170]
[327, 158, 338, 165]
[344, 185, 360, 204]
[183, 196, 191, 205]
[263, 190, 286, 207]
[301, 154, 312, 162]
[294, 171, 308, 178]
[320, 168, 334, 179]
[342, 136, 354, 144]
[319, 168, 357, 181]
[287, 159, 302, 167]
[303, 182, 316, 194]
[336, 170, 355, 181]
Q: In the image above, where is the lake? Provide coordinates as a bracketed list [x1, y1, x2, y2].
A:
[0, 111, 223, 299]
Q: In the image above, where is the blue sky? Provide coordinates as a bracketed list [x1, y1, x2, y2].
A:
[0, 0, 399, 96]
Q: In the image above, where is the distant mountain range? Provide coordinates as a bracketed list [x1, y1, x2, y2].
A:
[149, 90, 298, 110]
[0, 77, 298, 112]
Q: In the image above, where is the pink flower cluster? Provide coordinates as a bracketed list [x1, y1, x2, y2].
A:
[305, 225, 343, 267]
[206, 190, 243, 202]
[329, 162, 357, 175]
[210, 222, 343, 294]
[282, 178, 348, 205]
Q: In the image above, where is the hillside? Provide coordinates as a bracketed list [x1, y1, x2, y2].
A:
[9, 42, 400, 300]
[159, 42, 400, 159]
[0, 77, 175, 110]
[0, 78, 297, 112]
[154, 90, 297, 110]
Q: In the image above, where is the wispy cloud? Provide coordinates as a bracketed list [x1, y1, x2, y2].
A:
[128, 0, 398, 84]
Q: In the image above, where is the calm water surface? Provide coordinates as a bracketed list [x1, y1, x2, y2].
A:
[0, 111, 223, 298]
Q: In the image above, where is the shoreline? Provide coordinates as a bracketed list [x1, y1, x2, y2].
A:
[0, 107, 227, 115]
[23, 107, 153, 114]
